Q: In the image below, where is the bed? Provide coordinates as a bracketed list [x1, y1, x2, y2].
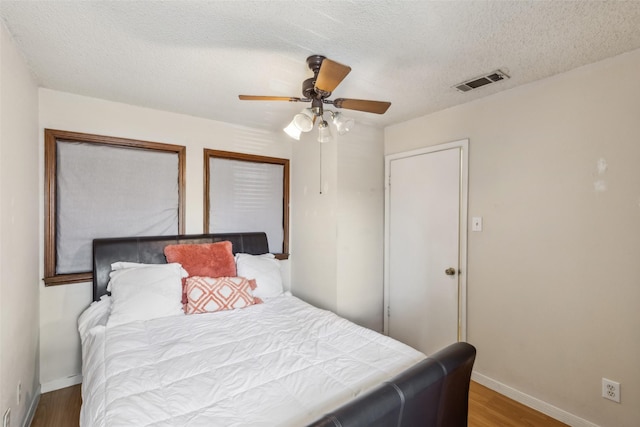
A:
[79, 232, 475, 427]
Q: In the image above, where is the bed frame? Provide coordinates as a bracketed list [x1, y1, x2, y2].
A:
[92, 232, 476, 427]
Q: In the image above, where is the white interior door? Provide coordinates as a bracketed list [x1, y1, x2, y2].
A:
[384, 140, 468, 356]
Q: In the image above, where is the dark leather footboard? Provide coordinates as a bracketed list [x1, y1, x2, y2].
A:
[308, 341, 476, 427]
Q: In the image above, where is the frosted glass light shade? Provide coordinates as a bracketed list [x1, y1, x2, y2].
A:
[317, 121, 332, 143]
[332, 112, 355, 135]
[293, 108, 315, 132]
[283, 121, 301, 140]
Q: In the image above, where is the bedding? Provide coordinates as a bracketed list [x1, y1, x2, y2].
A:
[79, 293, 425, 427]
[85, 234, 476, 427]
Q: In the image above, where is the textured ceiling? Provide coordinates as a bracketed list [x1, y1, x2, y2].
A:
[2, 1, 640, 132]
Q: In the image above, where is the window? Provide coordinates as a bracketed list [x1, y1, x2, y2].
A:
[204, 149, 289, 259]
[44, 129, 185, 285]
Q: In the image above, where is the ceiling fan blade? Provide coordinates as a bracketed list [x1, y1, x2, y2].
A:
[332, 98, 391, 114]
[239, 95, 302, 102]
[314, 59, 351, 94]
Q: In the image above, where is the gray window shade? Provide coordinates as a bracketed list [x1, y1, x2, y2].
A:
[209, 158, 284, 253]
[56, 141, 179, 274]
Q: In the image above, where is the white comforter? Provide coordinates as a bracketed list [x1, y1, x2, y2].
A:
[79, 294, 424, 427]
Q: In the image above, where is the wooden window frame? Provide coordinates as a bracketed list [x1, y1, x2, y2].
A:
[203, 149, 289, 260]
[44, 129, 186, 286]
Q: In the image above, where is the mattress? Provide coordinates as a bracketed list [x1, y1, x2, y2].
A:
[79, 293, 425, 427]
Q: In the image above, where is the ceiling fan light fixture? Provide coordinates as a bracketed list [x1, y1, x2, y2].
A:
[241, 55, 392, 143]
[317, 121, 332, 143]
[283, 120, 302, 140]
[331, 112, 355, 135]
[292, 108, 315, 132]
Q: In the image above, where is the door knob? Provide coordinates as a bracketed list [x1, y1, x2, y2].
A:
[445, 267, 456, 276]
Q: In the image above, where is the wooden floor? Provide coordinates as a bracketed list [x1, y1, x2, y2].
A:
[30, 384, 82, 427]
[468, 382, 568, 427]
[31, 381, 568, 427]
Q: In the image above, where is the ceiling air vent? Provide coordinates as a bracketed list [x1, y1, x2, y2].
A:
[454, 70, 509, 93]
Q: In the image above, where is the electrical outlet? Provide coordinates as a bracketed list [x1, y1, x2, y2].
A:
[3, 408, 10, 427]
[602, 378, 621, 403]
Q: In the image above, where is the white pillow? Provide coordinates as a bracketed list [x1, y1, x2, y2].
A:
[106, 263, 187, 327]
[110, 261, 159, 271]
[235, 253, 283, 299]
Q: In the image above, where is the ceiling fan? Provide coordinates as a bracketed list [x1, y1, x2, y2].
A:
[239, 55, 391, 140]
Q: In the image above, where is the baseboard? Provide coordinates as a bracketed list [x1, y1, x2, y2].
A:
[472, 372, 600, 427]
[41, 374, 82, 393]
[22, 386, 40, 427]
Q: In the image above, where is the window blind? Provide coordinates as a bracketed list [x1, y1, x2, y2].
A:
[208, 157, 284, 253]
[56, 141, 179, 274]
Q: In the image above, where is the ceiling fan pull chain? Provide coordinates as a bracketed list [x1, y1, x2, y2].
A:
[319, 141, 323, 195]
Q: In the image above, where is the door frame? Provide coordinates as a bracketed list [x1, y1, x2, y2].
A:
[383, 139, 469, 343]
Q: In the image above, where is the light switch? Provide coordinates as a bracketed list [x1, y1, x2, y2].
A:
[472, 216, 483, 232]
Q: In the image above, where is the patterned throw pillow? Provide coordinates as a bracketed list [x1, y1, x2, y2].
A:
[185, 276, 260, 314]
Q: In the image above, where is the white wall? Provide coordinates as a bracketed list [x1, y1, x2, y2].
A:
[336, 126, 384, 331]
[290, 130, 338, 313]
[38, 89, 293, 391]
[385, 49, 640, 427]
[0, 23, 40, 427]
[291, 123, 385, 331]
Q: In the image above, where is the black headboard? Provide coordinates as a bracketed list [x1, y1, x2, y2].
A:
[92, 232, 270, 301]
